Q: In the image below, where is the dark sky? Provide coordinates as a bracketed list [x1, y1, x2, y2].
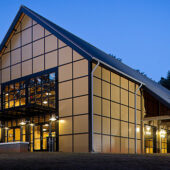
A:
[0, 0, 170, 81]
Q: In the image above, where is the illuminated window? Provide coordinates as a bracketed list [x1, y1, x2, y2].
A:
[3, 81, 26, 109]
[28, 72, 56, 108]
[2, 72, 56, 109]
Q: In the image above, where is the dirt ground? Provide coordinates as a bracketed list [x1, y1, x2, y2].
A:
[0, 152, 170, 170]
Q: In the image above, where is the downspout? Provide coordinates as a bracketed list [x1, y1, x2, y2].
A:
[91, 61, 100, 152]
[135, 83, 143, 154]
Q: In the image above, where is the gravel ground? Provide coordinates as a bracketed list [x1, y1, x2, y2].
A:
[0, 152, 170, 170]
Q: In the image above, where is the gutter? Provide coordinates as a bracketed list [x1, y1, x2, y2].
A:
[91, 61, 100, 152]
[134, 83, 143, 154]
[91, 57, 144, 86]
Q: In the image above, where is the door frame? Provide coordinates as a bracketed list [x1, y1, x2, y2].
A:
[33, 123, 49, 152]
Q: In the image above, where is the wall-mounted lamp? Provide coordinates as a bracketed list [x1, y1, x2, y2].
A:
[136, 127, 140, 133]
[59, 120, 65, 123]
[49, 115, 58, 121]
[146, 126, 151, 131]
[43, 101, 48, 104]
[19, 121, 26, 126]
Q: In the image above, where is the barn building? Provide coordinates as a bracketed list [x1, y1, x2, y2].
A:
[0, 6, 170, 153]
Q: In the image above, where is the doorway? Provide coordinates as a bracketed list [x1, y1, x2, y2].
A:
[6, 127, 21, 142]
[33, 123, 56, 151]
[34, 124, 49, 151]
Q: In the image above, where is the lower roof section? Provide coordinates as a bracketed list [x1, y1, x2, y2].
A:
[143, 115, 170, 121]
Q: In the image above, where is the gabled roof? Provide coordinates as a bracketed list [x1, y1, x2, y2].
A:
[1, 6, 170, 108]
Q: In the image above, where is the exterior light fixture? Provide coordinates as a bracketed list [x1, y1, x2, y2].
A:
[49, 115, 57, 121]
[59, 120, 65, 123]
[49, 117, 56, 121]
[4, 127, 9, 130]
[19, 121, 26, 126]
[46, 92, 51, 96]
[5, 93, 9, 96]
[43, 101, 48, 104]
[136, 127, 140, 132]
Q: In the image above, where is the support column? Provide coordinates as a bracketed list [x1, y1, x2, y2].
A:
[26, 117, 30, 143]
[157, 120, 161, 153]
[1, 121, 5, 143]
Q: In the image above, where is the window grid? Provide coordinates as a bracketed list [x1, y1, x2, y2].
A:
[93, 63, 142, 153]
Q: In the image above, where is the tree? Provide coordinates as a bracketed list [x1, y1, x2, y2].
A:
[108, 54, 122, 62]
[159, 71, 170, 90]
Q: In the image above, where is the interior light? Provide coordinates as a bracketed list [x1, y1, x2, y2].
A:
[30, 123, 34, 126]
[161, 134, 165, 138]
[43, 129, 47, 131]
[145, 131, 151, 135]
[4, 127, 9, 130]
[5, 93, 9, 96]
[44, 124, 49, 127]
[43, 101, 48, 104]
[46, 92, 51, 96]
[160, 129, 166, 135]
[37, 78, 41, 83]
[19, 121, 26, 126]
[160, 129, 166, 138]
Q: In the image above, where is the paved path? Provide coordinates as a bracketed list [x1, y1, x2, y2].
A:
[0, 153, 170, 170]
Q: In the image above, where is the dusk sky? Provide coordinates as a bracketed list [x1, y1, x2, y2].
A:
[0, 0, 169, 82]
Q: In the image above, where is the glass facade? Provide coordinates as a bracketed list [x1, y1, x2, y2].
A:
[2, 71, 56, 110]
[2, 115, 57, 152]
[28, 72, 56, 108]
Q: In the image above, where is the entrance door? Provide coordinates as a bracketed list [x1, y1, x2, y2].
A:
[42, 124, 49, 151]
[7, 127, 21, 142]
[15, 128, 21, 141]
[8, 129, 14, 142]
[34, 125, 41, 151]
[33, 124, 49, 151]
